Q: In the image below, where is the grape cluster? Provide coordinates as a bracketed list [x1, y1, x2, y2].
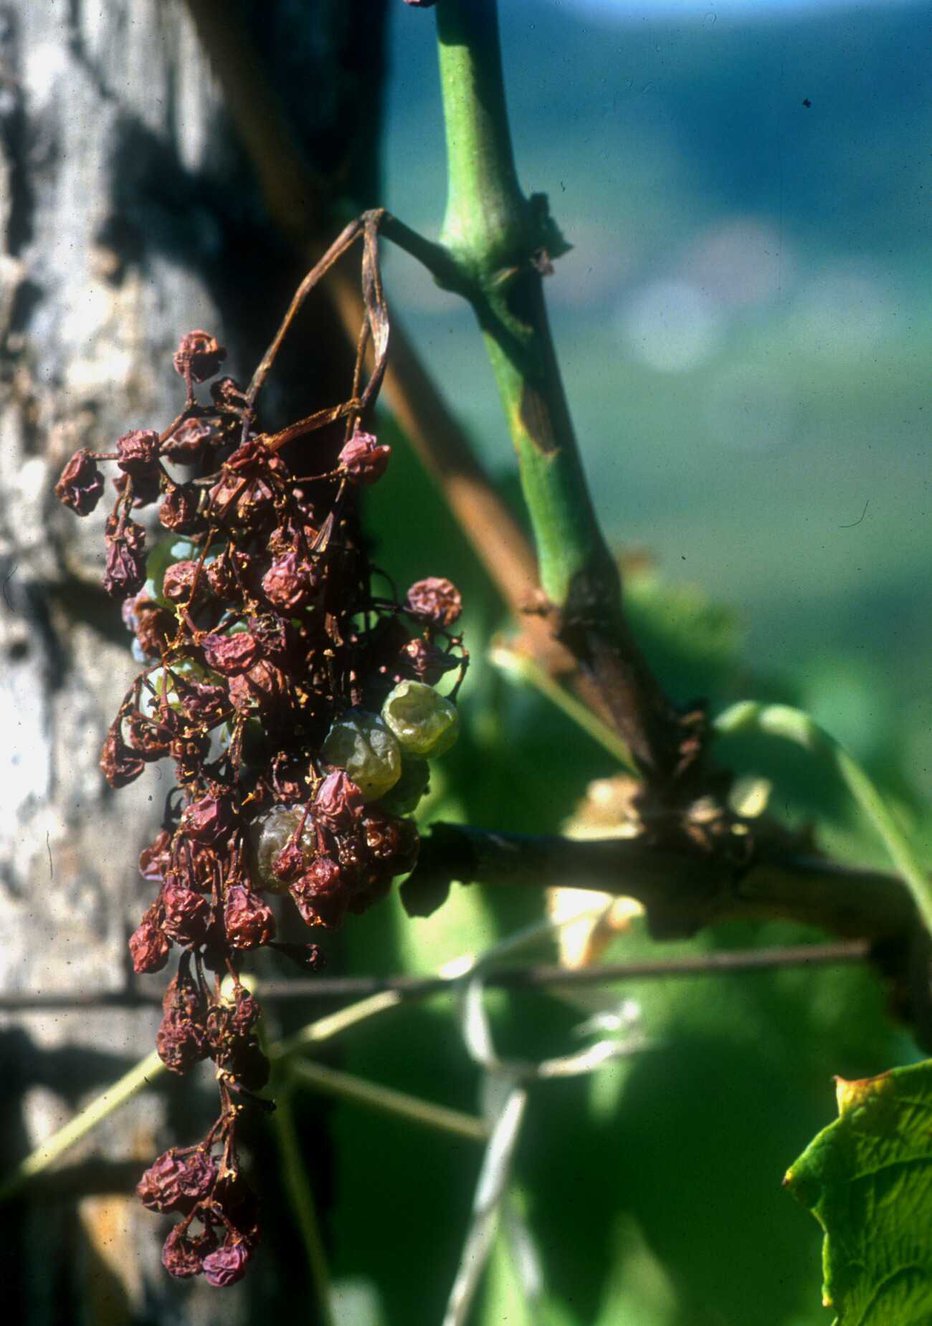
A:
[54, 325, 466, 1285]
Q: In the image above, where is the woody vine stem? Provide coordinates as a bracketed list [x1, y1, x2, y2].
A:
[388, 0, 695, 788]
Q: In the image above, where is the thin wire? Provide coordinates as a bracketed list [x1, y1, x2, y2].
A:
[0, 939, 869, 1014]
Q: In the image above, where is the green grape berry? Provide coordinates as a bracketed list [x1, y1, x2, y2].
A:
[377, 756, 430, 816]
[321, 711, 402, 800]
[250, 804, 314, 892]
[381, 680, 459, 759]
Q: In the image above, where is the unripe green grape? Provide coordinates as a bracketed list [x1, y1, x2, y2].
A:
[376, 756, 430, 816]
[249, 804, 314, 892]
[381, 680, 459, 759]
[321, 711, 402, 800]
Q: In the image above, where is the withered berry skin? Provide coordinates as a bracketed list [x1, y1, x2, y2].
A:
[314, 771, 366, 828]
[162, 416, 213, 462]
[180, 794, 233, 844]
[202, 1241, 251, 1288]
[224, 884, 276, 948]
[100, 725, 146, 789]
[261, 550, 316, 610]
[129, 917, 171, 974]
[173, 330, 226, 382]
[162, 560, 200, 604]
[137, 1147, 217, 1213]
[405, 576, 463, 627]
[161, 883, 213, 946]
[103, 520, 147, 598]
[339, 428, 391, 484]
[116, 429, 161, 477]
[55, 449, 105, 515]
[291, 856, 347, 929]
[160, 483, 202, 533]
[201, 631, 259, 676]
[161, 1226, 210, 1278]
[156, 1011, 207, 1074]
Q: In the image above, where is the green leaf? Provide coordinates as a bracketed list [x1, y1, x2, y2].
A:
[785, 1060, 932, 1325]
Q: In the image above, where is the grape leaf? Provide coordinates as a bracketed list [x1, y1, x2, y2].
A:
[785, 1060, 932, 1325]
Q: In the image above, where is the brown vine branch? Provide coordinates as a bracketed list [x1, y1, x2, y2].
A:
[402, 822, 932, 1047]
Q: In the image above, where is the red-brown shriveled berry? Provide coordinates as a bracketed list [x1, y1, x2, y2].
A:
[162, 559, 201, 604]
[271, 840, 305, 885]
[400, 637, 460, 685]
[202, 1240, 251, 1288]
[180, 793, 233, 844]
[178, 679, 229, 726]
[228, 659, 290, 717]
[208, 468, 277, 531]
[113, 468, 162, 509]
[364, 808, 420, 873]
[290, 856, 347, 928]
[405, 576, 462, 627]
[100, 724, 146, 789]
[125, 711, 174, 759]
[162, 416, 214, 463]
[157, 970, 208, 1071]
[201, 631, 259, 676]
[139, 830, 172, 881]
[133, 599, 175, 658]
[103, 520, 147, 598]
[173, 330, 226, 383]
[161, 1225, 211, 1279]
[137, 1146, 218, 1213]
[261, 550, 316, 611]
[313, 770, 365, 829]
[55, 449, 105, 515]
[156, 1008, 208, 1073]
[210, 377, 248, 411]
[224, 885, 276, 949]
[229, 987, 261, 1035]
[169, 732, 211, 783]
[160, 881, 213, 946]
[129, 915, 171, 973]
[116, 429, 161, 477]
[204, 555, 236, 598]
[338, 428, 391, 484]
[159, 483, 202, 532]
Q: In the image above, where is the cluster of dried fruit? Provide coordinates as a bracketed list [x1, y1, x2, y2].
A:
[55, 315, 465, 1284]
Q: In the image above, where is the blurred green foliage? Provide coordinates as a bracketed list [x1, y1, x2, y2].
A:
[278, 5, 932, 1323]
[304, 424, 920, 1325]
